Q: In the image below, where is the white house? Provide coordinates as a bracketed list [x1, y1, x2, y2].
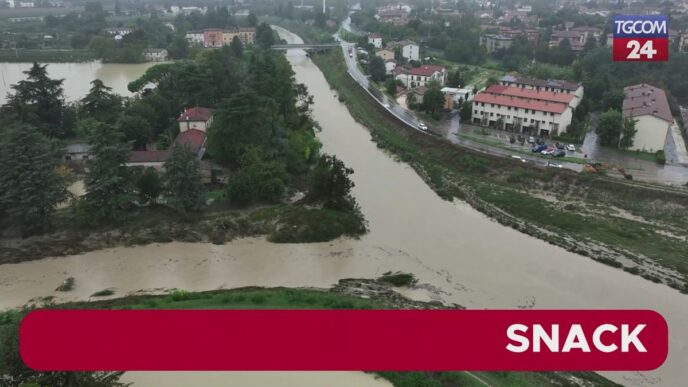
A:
[442, 86, 475, 104]
[394, 65, 446, 88]
[384, 60, 397, 75]
[622, 84, 673, 152]
[185, 30, 204, 45]
[143, 49, 168, 62]
[368, 33, 383, 48]
[388, 40, 419, 61]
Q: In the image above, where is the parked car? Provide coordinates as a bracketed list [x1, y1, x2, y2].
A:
[527, 136, 535, 144]
[532, 144, 547, 153]
[547, 161, 563, 168]
[417, 122, 428, 131]
[553, 149, 566, 157]
[566, 144, 576, 152]
[555, 142, 565, 150]
[535, 138, 545, 145]
[541, 147, 556, 155]
[383, 103, 391, 109]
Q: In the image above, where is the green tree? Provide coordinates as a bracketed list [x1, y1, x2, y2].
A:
[83, 122, 133, 223]
[460, 101, 473, 123]
[137, 167, 162, 204]
[0, 122, 66, 234]
[247, 12, 258, 27]
[619, 118, 638, 149]
[255, 23, 275, 48]
[167, 35, 190, 59]
[80, 79, 122, 122]
[368, 56, 386, 82]
[422, 86, 445, 114]
[308, 154, 356, 210]
[163, 143, 204, 213]
[226, 147, 288, 205]
[4, 63, 68, 138]
[230, 35, 243, 57]
[208, 89, 272, 167]
[596, 109, 623, 147]
[385, 78, 397, 96]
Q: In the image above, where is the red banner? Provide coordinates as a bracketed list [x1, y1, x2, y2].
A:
[20, 309, 667, 371]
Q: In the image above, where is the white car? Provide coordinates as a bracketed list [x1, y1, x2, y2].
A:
[527, 136, 536, 144]
[511, 155, 526, 163]
[541, 148, 555, 155]
[417, 122, 428, 131]
[383, 103, 391, 109]
[547, 162, 563, 168]
[566, 144, 576, 152]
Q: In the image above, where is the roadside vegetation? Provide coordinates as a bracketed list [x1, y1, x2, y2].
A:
[313, 49, 688, 293]
[0, 284, 618, 387]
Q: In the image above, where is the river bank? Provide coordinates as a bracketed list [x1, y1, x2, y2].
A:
[311, 49, 688, 293]
[0, 203, 366, 264]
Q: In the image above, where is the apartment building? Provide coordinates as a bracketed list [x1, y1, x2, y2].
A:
[394, 65, 446, 87]
[471, 84, 576, 136]
[479, 34, 513, 53]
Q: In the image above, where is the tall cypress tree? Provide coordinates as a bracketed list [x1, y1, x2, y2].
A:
[0, 122, 66, 234]
[163, 144, 203, 213]
[83, 121, 133, 223]
[4, 63, 67, 138]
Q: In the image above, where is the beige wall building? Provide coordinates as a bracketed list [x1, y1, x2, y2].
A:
[622, 84, 673, 152]
[472, 84, 575, 136]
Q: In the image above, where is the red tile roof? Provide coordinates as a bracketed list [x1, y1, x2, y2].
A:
[177, 107, 213, 122]
[175, 129, 207, 152]
[485, 84, 575, 105]
[129, 150, 170, 164]
[408, 65, 445, 77]
[474, 93, 568, 114]
[623, 83, 673, 123]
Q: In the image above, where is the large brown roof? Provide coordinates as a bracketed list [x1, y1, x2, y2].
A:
[623, 84, 673, 124]
[485, 85, 575, 105]
[177, 107, 213, 122]
[474, 93, 568, 114]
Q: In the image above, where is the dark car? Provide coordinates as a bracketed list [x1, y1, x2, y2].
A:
[555, 142, 565, 150]
[553, 149, 566, 157]
[532, 144, 548, 153]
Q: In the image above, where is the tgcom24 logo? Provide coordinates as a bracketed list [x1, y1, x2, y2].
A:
[612, 15, 669, 62]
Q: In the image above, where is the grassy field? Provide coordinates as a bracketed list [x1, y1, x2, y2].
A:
[312, 49, 688, 292]
[0, 287, 620, 387]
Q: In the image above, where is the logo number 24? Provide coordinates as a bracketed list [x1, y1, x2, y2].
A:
[626, 40, 657, 59]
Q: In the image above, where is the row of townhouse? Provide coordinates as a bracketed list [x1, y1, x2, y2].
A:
[471, 83, 580, 136]
[499, 74, 584, 107]
[185, 27, 256, 48]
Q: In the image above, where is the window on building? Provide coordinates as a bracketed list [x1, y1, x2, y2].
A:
[490, 112, 494, 117]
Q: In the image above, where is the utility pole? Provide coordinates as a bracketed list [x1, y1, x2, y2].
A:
[323, 0, 326, 14]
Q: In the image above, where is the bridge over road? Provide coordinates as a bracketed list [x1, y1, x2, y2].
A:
[270, 43, 341, 51]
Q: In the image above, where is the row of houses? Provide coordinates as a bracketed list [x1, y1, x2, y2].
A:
[185, 27, 256, 48]
[471, 75, 583, 136]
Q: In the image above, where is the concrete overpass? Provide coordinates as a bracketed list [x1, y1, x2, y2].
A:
[270, 43, 341, 51]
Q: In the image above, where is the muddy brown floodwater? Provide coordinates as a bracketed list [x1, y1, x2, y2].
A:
[1, 27, 687, 386]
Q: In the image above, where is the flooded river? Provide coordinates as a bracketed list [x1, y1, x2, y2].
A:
[1, 28, 687, 386]
[0, 61, 158, 104]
